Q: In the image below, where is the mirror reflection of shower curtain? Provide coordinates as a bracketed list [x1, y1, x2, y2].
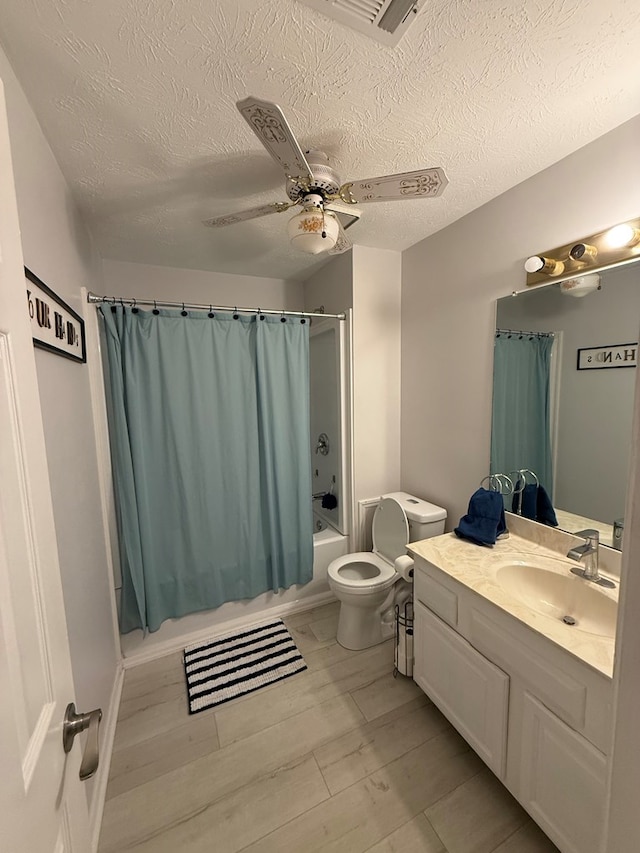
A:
[100, 306, 313, 634]
[491, 334, 554, 495]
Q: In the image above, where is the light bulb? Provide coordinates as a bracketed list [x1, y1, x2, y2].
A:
[604, 223, 640, 249]
[569, 243, 597, 261]
[524, 256, 564, 276]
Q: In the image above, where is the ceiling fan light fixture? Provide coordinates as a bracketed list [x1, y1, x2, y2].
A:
[559, 274, 601, 298]
[287, 208, 339, 254]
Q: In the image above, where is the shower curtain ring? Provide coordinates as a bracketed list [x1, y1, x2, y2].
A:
[153, 300, 159, 315]
[258, 307, 265, 320]
[281, 310, 286, 323]
[181, 302, 187, 317]
[208, 305, 214, 318]
[233, 307, 239, 320]
[132, 298, 138, 314]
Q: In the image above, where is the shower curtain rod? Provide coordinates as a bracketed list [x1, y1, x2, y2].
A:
[86, 292, 346, 320]
[495, 328, 555, 338]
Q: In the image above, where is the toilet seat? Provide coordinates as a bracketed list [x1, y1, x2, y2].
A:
[328, 497, 411, 596]
[372, 498, 409, 565]
[327, 552, 397, 595]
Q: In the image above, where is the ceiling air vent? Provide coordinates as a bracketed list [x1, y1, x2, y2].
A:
[297, 0, 421, 47]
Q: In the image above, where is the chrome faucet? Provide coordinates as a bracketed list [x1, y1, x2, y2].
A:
[566, 529, 615, 588]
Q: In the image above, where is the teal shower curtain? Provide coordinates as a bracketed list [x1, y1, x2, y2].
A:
[491, 333, 554, 494]
[100, 306, 313, 633]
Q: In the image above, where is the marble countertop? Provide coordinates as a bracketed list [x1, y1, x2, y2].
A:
[408, 531, 617, 678]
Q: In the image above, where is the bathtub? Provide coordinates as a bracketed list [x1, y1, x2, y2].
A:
[120, 520, 350, 662]
[310, 521, 350, 587]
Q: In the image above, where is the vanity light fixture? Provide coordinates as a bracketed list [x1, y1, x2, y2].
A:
[525, 215, 640, 287]
[604, 223, 640, 249]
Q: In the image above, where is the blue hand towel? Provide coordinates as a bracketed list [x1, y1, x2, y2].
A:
[536, 485, 558, 526]
[520, 483, 538, 520]
[455, 488, 507, 547]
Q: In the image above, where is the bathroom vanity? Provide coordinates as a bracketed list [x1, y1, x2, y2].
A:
[409, 524, 617, 853]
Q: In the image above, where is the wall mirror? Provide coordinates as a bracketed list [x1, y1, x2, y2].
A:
[491, 254, 640, 550]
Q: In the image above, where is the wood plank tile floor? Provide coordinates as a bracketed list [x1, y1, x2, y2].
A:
[98, 601, 560, 853]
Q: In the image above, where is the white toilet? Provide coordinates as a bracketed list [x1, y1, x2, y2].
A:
[328, 491, 447, 650]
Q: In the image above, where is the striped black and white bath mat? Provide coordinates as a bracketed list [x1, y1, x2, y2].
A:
[183, 619, 307, 714]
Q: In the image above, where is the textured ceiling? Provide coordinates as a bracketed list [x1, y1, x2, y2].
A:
[0, 0, 639, 281]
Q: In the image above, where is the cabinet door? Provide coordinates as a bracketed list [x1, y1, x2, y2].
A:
[414, 600, 509, 778]
[519, 692, 607, 853]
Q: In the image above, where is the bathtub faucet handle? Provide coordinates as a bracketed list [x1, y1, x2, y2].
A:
[315, 433, 330, 456]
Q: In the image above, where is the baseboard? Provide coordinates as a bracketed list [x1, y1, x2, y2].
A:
[89, 662, 125, 852]
[121, 590, 337, 670]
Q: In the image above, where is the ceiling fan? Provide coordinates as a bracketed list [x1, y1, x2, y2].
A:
[203, 96, 448, 255]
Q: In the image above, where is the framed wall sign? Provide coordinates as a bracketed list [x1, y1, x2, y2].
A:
[25, 267, 86, 363]
[577, 343, 637, 370]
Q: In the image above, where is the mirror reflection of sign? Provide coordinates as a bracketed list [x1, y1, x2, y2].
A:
[577, 343, 637, 370]
[25, 268, 86, 363]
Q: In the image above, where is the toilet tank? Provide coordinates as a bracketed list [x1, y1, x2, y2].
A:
[382, 491, 446, 542]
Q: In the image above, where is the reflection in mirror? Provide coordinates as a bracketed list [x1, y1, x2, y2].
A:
[491, 260, 640, 549]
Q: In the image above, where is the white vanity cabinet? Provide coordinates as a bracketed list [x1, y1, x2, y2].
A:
[413, 557, 612, 853]
[414, 600, 509, 778]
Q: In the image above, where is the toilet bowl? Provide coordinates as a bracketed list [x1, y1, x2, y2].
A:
[328, 492, 446, 650]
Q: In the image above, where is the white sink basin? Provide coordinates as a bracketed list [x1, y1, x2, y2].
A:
[496, 561, 617, 639]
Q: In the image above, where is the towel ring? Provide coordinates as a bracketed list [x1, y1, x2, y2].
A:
[519, 468, 539, 487]
[509, 472, 526, 494]
[480, 474, 513, 495]
[480, 475, 501, 492]
[495, 473, 514, 495]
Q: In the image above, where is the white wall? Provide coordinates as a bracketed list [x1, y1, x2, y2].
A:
[352, 246, 402, 503]
[402, 114, 640, 529]
[303, 252, 353, 315]
[303, 247, 402, 511]
[0, 44, 119, 815]
[496, 263, 640, 524]
[102, 258, 303, 311]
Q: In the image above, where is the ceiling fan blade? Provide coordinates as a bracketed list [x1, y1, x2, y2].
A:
[328, 217, 352, 255]
[236, 96, 313, 185]
[202, 201, 294, 228]
[339, 167, 448, 204]
[325, 200, 362, 231]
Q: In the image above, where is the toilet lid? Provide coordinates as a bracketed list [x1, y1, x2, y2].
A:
[372, 498, 410, 565]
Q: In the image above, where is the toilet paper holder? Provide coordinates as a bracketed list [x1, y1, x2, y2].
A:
[394, 597, 414, 678]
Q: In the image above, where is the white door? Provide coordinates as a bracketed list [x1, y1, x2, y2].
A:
[0, 80, 91, 851]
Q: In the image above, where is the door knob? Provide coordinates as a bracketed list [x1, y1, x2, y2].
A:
[62, 702, 102, 781]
